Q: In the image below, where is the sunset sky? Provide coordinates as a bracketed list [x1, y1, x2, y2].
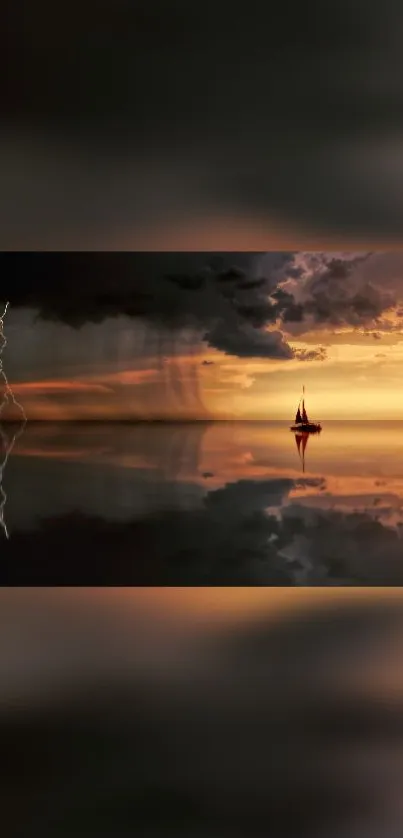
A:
[4, 251, 403, 420]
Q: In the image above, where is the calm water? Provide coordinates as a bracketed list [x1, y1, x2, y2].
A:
[3, 420, 403, 584]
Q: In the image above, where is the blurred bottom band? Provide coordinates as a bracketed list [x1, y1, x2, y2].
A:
[3, 587, 403, 838]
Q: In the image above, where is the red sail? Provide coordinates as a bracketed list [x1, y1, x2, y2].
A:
[295, 406, 302, 424]
[301, 400, 308, 424]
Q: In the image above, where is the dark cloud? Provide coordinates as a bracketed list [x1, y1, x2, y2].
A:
[3, 252, 401, 370]
[234, 300, 277, 328]
[270, 289, 305, 323]
[271, 252, 399, 333]
[1, 252, 296, 361]
[294, 346, 328, 362]
[205, 320, 293, 359]
[216, 267, 246, 283]
[237, 278, 267, 291]
[165, 274, 206, 291]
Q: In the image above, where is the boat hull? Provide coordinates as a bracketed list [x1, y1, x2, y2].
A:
[290, 423, 322, 433]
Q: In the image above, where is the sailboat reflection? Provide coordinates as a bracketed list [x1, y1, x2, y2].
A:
[295, 431, 309, 473]
[0, 420, 26, 539]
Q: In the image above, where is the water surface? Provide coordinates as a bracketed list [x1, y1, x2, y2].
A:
[2, 420, 403, 584]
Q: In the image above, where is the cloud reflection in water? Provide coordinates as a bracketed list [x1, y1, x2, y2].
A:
[2, 420, 403, 584]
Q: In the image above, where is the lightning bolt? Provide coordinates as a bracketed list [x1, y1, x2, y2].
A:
[0, 419, 26, 539]
[0, 301, 27, 539]
[0, 301, 27, 422]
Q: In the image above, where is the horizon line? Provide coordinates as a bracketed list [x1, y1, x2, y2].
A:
[2, 418, 403, 424]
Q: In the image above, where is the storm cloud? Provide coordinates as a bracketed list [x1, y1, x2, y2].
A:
[269, 252, 403, 335]
[1, 252, 295, 361]
[11, 249, 403, 326]
[4, 251, 403, 374]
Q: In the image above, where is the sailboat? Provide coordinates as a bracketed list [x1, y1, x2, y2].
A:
[290, 386, 322, 433]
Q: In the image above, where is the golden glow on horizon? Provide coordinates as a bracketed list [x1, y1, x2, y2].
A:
[11, 351, 403, 420]
[8, 307, 403, 420]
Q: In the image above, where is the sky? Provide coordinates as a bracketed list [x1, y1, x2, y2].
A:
[4, 1, 403, 250]
[4, 251, 403, 420]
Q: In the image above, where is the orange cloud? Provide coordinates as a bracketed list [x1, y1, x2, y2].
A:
[12, 380, 112, 394]
[99, 368, 160, 386]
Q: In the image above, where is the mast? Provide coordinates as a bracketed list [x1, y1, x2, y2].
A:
[301, 384, 308, 424]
